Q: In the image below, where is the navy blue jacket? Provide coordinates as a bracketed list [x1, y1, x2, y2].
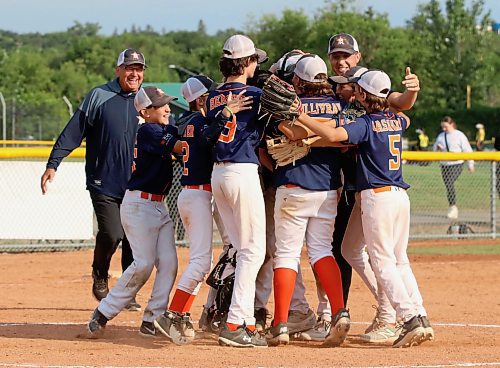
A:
[46, 78, 139, 199]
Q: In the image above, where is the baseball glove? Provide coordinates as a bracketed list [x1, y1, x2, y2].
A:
[266, 135, 311, 167]
[259, 75, 302, 124]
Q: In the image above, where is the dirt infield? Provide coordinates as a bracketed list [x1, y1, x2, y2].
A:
[1, 241, 500, 368]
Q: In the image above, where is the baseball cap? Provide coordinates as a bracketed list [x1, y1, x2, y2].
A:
[117, 48, 147, 67]
[328, 33, 359, 55]
[353, 70, 391, 98]
[271, 50, 303, 80]
[181, 75, 216, 103]
[294, 54, 328, 83]
[223, 34, 268, 63]
[134, 86, 177, 112]
[329, 66, 368, 84]
[475, 123, 484, 129]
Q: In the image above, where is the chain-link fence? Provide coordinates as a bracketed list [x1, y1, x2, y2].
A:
[0, 149, 498, 252]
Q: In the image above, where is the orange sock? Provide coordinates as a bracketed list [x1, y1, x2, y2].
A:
[246, 325, 256, 332]
[169, 289, 195, 313]
[226, 322, 240, 331]
[313, 256, 344, 313]
[273, 267, 297, 326]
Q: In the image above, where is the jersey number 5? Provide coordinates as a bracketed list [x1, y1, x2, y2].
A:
[181, 141, 189, 175]
[218, 116, 237, 143]
[388, 135, 400, 170]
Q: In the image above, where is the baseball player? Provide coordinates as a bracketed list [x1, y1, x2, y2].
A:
[297, 69, 433, 348]
[205, 34, 268, 348]
[155, 75, 253, 342]
[266, 54, 350, 347]
[87, 86, 185, 342]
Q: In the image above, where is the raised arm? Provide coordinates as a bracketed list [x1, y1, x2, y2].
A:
[388, 67, 420, 112]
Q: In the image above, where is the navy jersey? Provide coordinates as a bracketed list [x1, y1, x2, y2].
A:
[336, 101, 366, 191]
[342, 111, 410, 191]
[274, 95, 343, 191]
[206, 82, 262, 164]
[127, 123, 179, 195]
[177, 111, 213, 186]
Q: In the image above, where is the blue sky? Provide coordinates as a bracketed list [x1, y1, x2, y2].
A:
[0, 0, 498, 35]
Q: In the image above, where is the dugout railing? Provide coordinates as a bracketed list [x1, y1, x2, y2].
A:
[0, 147, 499, 252]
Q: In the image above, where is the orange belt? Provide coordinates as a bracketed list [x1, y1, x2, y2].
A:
[140, 192, 166, 202]
[284, 184, 299, 188]
[372, 186, 402, 193]
[184, 184, 212, 192]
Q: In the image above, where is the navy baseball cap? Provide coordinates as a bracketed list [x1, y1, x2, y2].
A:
[328, 33, 359, 55]
[117, 48, 147, 68]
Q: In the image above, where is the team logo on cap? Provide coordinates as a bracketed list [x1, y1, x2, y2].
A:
[130, 51, 140, 60]
[336, 37, 345, 45]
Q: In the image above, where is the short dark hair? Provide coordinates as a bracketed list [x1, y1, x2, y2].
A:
[441, 115, 457, 127]
[295, 74, 333, 97]
[219, 54, 259, 78]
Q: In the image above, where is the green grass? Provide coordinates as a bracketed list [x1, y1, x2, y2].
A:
[408, 244, 500, 255]
[403, 162, 493, 210]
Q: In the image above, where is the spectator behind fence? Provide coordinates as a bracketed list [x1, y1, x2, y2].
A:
[415, 128, 429, 151]
[40, 48, 147, 310]
[495, 131, 500, 197]
[433, 116, 474, 220]
[475, 123, 485, 151]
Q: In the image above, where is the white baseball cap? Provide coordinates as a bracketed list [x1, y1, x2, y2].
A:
[294, 54, 328, 83]
[270, 51, 303, 80]
[475, 123, 484, 129]
[181, 75, 216, 103]
[329, 66, 368, 84]
[354, 70, 391, 98]
[223, 34, 267, 63]
[134, 86, 177, 112]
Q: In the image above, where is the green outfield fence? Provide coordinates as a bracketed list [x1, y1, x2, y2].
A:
[0, 145, 499, 252]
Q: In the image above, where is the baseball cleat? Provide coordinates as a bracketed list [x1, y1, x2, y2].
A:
[124, 297, 141, 312]
[392, 316, 425, 348]
[287, 308, 316, 334]
[86, 308, 108, 339]
[359, 322, 400, 344]
[266, 323, 289, 347]
[323, 308, 350, 347]
[364, 305, 381, 333]
[293, 316, 331, 342]
[139, 321, 157, 338]
[254, 308, 269, 333]
[218, 324, 268, 348]
[418, 315, 435, 343]
[91, 271, 109, 301]
[154, 311, 191, 345]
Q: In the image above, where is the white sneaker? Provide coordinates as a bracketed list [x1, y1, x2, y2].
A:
[447, 205, 458, 219]
[359, 323, 400, 344]
[293, 317, 331, 342]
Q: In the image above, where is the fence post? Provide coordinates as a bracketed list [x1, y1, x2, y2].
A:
[492, 161, 497, 239]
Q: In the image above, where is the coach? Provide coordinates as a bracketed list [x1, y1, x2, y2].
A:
[40, 48, 146, 310]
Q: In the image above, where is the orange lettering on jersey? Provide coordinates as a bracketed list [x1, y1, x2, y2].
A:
[372, 118, 402, 133]
[183, 125, 194, 138]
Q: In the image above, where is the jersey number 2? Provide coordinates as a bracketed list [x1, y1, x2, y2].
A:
[181, 141, 189, 175]
[218, 116, 237, 143]
[388, 135, 400, 170]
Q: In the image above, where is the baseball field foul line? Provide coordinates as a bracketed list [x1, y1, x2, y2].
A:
[2, 321, 500, 329]
[1, 362, 500, 368]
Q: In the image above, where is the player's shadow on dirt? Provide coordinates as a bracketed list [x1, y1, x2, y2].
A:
[0, 323, 187, 349]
